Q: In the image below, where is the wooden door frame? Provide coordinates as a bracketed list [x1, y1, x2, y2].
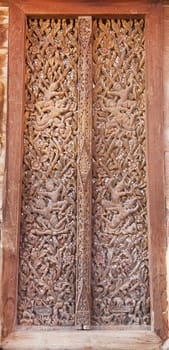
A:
[1, 0, 168, 348]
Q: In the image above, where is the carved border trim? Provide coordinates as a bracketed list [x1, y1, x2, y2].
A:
[75, 16, 92, 330]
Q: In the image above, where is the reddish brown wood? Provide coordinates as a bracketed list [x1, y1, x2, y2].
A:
[1, 0, 168, 343]
[17, 17, 78, 328]
[164, 5, 169, 153]
[10, 0, 152, 16]
[0, 1, 9, 6]
[0, 5, 8, 344]
[163, 6, 169, 342]
[1, 2, 25, 339]
[92, 17, 150, 327]
[145, 2, 168, 341]
[75, 16, 92, 330]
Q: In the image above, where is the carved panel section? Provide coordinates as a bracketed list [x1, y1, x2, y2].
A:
[18, 18, 78, 326]
[92, 19, 150, 326]
[75, 16, 92, 330]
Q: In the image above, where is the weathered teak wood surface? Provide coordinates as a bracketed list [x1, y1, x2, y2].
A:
[0, 4, 8, 344]
[2, 329, 162, 350]
[76, 16, 92, 330]
[4, 0, 156, 15]
[17, 15, 150, 331]
[0, 1, 9, 6]
[17, 17, 79, 328]
[91, 17, 150, 327]
[1, 1, 25, 340]
[164, 3, 169, 344]
[145, 3, 168, 340]
[17, 14, 149, 331]
[0, 0, 168, 348]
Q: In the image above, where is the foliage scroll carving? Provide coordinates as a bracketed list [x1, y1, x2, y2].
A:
[75, 16, 92, 330]
[18, 18, 78, 326]
[18, 16, 150, 328]
[92, 18, 150, 326]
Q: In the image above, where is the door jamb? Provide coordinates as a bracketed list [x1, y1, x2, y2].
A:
[1, 0, 167, 344]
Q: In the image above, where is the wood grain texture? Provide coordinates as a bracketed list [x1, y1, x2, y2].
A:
[9, 0, 152, 15]
[2, 329, 162, 350]
[164, 6, 169, 153]
[0, 5, 8, 344]
[164, 5, 169, 340]
[1, 2, 25, 339]
[146, 3, 168, 340]
[0, 1, 9, 7]
[165, 153, 169, 200]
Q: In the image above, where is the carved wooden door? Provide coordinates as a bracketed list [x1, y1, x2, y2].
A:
[17, 15, 149, 331]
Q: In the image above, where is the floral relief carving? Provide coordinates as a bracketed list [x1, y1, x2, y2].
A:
[75, 16, 92, 330]
[18, 16, 150, 329]
[18, 18, 78, 326]
[92, 18, 150, 326]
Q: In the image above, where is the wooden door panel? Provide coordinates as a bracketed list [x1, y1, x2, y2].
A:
[2, 0, 167, 344]
[18, 18, 78, 327]
[91, 18, 150, 326]
[18, 15, 150, 329]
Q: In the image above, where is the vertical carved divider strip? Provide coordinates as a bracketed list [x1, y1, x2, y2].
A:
[75, 16, 92, 330]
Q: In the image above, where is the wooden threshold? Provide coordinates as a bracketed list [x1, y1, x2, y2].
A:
[2, 329, 162, 350]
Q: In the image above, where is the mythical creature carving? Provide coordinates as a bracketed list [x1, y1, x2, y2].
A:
[18, 18, 78, 326]
[18, 16, 150, 329]
[92, 18, 150, 326]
